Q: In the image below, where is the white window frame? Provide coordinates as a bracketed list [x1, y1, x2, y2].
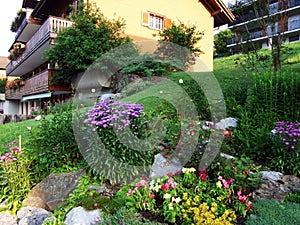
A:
[149, 14, 164, 30]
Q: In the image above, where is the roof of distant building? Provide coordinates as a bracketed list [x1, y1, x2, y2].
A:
[0, 56, 9, 70]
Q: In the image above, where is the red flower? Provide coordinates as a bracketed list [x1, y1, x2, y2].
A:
[199, 169, 207, 182]
[161, 183, 170, 191]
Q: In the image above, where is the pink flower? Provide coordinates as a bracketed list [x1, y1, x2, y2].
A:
[136, 179, 148, 188]
[150, 194, 155, 199]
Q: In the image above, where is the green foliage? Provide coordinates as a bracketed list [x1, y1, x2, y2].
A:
[45, 2, 132, 84]
[230, 71, 300, 161]
[0, 78, 6, 93]
[168, 72, 210, 120]
[121, 54, 170, 78]
[157, 20, 204, 69]
[114, 166, 255, 224]
[98, 207, 163, 225]
[209, 156, 262, 194]
[285, 189, 300, 204]
[214, 29, 233, 56]
[27, 101, 85, 181]
[246, 199, 300, 225]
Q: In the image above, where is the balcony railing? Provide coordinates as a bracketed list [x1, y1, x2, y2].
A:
[229, 0, 300, 26]
[227, 19, 300, 45]
[5, 70, 49, 100]
[6, 16, 72, 74]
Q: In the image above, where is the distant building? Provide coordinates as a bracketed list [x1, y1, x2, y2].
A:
[227, 0, 300, 53]
[0, 56, 9, 79]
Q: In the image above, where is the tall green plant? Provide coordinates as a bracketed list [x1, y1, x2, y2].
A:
[27, 101, 84, 180]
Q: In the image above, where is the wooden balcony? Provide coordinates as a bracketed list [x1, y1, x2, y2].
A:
[5, 70, 72, 100]
[6, 16, 72, 75]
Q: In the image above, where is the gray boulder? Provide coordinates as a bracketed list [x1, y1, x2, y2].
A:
[17, 206, 51, 225]
[64, 206, 102, 225]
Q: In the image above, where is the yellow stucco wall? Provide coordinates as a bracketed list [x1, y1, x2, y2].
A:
[0, 69, 6, 79]
[93, 0, 214, 70]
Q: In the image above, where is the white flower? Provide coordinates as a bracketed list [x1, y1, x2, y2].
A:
[27, 126, 32, 131]
[159, 90, 163, 94]
[216, 181, 222, 188]
[179, 79, 184, 84]
[172, 197, 181, 203]
[35, 115, 42, 121]
[182, 167, 196, 174]
[164, 193, 172, 199]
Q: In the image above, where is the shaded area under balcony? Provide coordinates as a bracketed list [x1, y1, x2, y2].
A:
[5, 70, 72, 100]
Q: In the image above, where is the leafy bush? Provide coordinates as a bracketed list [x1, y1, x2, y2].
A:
[168, 72, 210, 120]
[27, 101, 85, 180]
[246, 199, 300, 225]
[82, 100, 159, 184]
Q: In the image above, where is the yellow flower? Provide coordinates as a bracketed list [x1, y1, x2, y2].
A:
[183, 192, 189, 200]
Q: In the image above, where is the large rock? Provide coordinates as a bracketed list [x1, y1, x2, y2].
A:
[0, 211, 17, 225]
[23, 169, 86, 211]
[215, 117, 238, 130]
[17, 206, 51, 225]
[64, 206, 101, 225]
[253, 171, 300, 202]
[150, 153, 183, 178]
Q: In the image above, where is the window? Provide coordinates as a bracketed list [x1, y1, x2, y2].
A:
[289, 35, 299, 42]
[142, 11, 171, 31]
[149, 14, 163, 30]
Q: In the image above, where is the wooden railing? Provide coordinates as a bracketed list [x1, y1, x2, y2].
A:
[5, 70, 49, 100]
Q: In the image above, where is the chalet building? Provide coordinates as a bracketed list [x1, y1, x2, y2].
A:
[227, 0, 300, 53]
[5, 0, 234, 115]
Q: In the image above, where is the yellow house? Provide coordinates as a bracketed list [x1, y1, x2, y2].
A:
[92, 0, 234, 70]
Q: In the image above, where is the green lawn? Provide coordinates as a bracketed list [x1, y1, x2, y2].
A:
[0, 119, 39, 153]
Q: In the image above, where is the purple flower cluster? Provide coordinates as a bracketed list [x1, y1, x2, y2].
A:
[272, 121, 300, 150]
[84, 99, 144, 131]
[0, 140, 21, 164]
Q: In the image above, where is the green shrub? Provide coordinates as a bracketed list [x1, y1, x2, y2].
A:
[27, 101, 85, 181]
[246, 199, 300, 225]
[168, 72, 210, 120]
[230, 71, 300, 161]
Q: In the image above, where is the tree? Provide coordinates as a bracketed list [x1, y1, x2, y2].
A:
[214, 29, 232, 56]
[45, 2, 132, 84]
[231, 0, 288, 74]
[157, 21, 204, 69]
[0, 78, 6, 93]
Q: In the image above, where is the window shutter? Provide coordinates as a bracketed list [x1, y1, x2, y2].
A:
[164, 18, 172, 29]
[141, 11, 149, 26]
